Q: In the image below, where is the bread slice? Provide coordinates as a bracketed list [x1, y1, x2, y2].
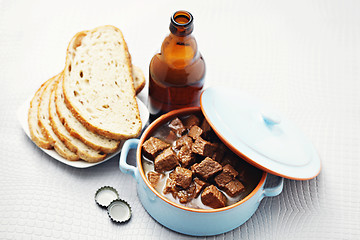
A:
[133, 65, 145, 94]
[37, 74, 79, 161]
[54, 66, 143, 153]
[63, 25, 142, 140]
[38, 75, 61, 145]
[50, 80, 106, 162]
[28, 78, 53, 149]
[55, 76, 121, 153]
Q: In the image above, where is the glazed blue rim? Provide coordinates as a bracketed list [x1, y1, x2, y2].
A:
[137, 107, 267, 213]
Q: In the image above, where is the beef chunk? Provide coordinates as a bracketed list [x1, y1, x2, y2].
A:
[142, 137, 170, 160]
[154, 148, 179, 172]
[191, 163, 199, 175]
[192, 137, 218, 157]
[200, 118, 211, 132]
[193, 157, 223, 180]
[177, 190, 191, 203]
[223, 163, 239, 177]
[147, 171, 162, 188]
[223, 179, 245, 197]
[188, 125, 203, 140]
[183, 114, 200, 128]
[237, 168, 246, 182]
[200, 118, 213, 140]
[164, 174, 195, 203]
[173, 135, 193, 150]
[176, 181, 193, 203]
[193, 178, 208, 198]
[201, 185, 227, 208]
[214, 164, 239, 188]
[220, 152, 242, 171]
[169, 117, 186, 137]
[165, 130, 178, 143]
[237, 165, 262, 185]
[178, 145, 195, 168]
[163, 178, 179, 197]
[170, 167, 193, 189]
[177, 177, 208, 203]
[212, 143, 226, 162]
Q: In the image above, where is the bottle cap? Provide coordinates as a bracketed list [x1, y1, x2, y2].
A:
[94, 186, 119, 208]
[107, 199, 132, 223]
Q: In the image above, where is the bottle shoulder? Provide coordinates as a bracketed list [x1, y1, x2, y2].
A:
[150, 53, 205, 86]
[159, 34, 199, 69]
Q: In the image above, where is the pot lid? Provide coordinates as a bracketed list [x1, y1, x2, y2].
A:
[200, 87, 321, 180]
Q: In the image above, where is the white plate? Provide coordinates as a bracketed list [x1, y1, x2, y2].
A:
[17, 97, 149, 168]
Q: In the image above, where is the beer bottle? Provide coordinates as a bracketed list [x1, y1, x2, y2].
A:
[149, 10, 206, 120]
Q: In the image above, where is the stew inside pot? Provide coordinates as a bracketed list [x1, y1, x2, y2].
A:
[141, 113, 262, 209]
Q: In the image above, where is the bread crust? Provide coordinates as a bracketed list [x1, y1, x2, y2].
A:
[28, 79, 53, 149]
[62, 25, 142, 140]
[135, 79, 145, 95]
[38, 75, 60, 146]
[53, 144, 79, 161]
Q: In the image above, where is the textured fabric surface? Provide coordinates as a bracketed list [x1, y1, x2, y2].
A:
[1, 0, 359, 239]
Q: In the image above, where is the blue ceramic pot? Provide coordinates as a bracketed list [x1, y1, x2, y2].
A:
[119, 107, 283, 236]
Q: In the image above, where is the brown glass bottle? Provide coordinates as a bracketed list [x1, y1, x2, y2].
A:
[149, 10, 205, 120]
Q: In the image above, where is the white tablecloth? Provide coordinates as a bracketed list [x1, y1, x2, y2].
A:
[1, 0, 359, 239]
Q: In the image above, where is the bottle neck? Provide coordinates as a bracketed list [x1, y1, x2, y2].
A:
[161, 11, 198, 68]
[169, 10, 194, 37]
[161, 33, 198, 69]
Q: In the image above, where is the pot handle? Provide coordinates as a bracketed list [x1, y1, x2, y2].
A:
[119, 138, 140, 183]
[259, 176, 284, 202]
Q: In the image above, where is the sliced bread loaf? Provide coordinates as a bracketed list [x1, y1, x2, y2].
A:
[63, 25, 142, 140]
[50, 80, 106, 162]
[28, 78, 53, 149]
[37, 74, 79, 161]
